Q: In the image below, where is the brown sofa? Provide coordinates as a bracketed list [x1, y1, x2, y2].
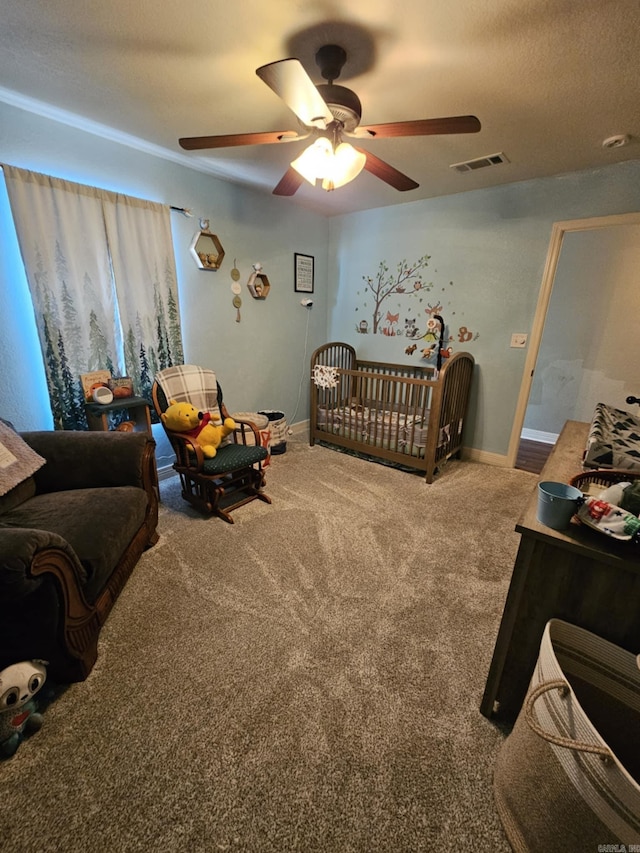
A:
[0, 429, 158, 682]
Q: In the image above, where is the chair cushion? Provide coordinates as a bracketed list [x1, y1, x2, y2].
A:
[201, 443, 267, 475]
[1, 486, 148, 603]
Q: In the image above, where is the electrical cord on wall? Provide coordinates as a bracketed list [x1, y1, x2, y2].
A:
[286, 305, 312, 434]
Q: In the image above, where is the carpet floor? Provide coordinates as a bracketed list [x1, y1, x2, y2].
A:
[0, 436, 537, 852]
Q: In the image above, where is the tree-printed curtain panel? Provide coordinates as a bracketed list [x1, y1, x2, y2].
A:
[2, 164, 184, 429]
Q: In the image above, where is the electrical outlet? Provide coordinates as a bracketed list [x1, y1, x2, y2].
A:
[510, 333, 527, 348]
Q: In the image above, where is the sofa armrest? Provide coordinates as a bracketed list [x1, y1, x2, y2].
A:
[0, 527, 87, 599]
[0, 527, 101, 680]
[20, 430, 156, 494]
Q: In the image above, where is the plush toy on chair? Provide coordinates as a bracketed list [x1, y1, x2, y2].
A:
[0, 660, 47, 758]
[161, 399, 236, 458]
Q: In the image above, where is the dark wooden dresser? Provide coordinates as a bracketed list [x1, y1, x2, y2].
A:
[481, 419, 640, 722]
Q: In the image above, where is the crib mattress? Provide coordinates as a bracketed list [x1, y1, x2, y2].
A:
[583, 402, 640, 470]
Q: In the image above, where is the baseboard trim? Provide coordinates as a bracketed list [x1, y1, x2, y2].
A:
[288, 419, 309, 436]
[521, 428, 558, 445]
[461, 447, 510, 468]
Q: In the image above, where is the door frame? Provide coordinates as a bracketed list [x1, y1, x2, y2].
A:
[507, 210, 640, 467]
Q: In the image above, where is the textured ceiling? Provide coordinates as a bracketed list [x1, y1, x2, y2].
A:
[1, 0, 639, 216]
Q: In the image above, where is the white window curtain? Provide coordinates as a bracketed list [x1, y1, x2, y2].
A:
[2, 165, 183, 429]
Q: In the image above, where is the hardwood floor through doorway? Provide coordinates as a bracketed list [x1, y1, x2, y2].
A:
[515, 439, 554, 474]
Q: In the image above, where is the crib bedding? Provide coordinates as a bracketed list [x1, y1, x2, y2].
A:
[317, 428, 427, 459]
[316, 404, 452, 458]
[584, 402, 640, 471]
[316, 411, 426, 457]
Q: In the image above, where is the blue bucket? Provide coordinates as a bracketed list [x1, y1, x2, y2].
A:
[537, 481, 583, 530]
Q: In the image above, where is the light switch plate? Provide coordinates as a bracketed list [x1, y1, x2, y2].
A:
[510, 333, 528, 348]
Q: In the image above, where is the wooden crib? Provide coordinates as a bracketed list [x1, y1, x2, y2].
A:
[309, 342, 475, 483]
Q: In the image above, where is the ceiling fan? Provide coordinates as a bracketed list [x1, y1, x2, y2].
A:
[179, 44, 481, 196]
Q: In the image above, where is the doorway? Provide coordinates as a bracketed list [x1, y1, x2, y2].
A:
[508, 211, 640, 470]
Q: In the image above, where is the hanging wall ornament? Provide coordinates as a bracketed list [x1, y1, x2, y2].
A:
[230, 259, 242, 321]
[233, 294, 242, 323]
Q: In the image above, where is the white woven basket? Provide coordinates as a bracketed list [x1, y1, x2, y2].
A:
[494, 619, 640, 852]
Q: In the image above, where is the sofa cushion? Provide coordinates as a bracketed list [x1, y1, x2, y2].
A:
[0, 475, 37, 515]
[1, 486, 148, 603]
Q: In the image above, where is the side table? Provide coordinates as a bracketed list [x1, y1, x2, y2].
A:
[85, 396, 153, 436]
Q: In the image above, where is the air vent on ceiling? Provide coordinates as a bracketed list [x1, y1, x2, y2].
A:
[450, 152, 510, 173]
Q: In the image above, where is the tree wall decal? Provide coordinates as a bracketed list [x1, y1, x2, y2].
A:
[358, 256, 432, 335]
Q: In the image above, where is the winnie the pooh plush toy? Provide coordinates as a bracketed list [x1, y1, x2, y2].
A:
[161, 400, 236, 458]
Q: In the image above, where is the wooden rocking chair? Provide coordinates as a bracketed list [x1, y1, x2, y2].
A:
[152, 364, 271, 523]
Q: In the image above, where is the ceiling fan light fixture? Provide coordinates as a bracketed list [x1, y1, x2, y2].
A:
[322, 142, 366, 190]
[291, 138, 365, 191]
[291, 137, 333, 185]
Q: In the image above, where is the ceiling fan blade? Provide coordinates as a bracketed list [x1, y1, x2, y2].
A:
[354, 115, 481, 140]
[179, 130, 304, 151]
[256, 58, 333, 129]
[356, 148, 419, 192]
[272, 167, 305, 197]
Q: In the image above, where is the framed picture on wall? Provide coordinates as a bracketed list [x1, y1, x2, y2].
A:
[294, 253, 314, 293]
